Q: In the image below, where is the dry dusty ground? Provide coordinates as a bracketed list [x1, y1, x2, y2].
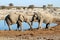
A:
[0, 25, 60, 40]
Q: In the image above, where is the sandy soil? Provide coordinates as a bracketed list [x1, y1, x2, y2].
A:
[0, 25, 60, 40]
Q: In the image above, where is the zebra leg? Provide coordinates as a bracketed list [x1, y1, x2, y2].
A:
[17, 20, 23, 31]
[27, 22, 33, 30]
[38, 20, 40, 29]
[6, 19, 11, 31]
[38, 18, 43, 29]
[8, 25, 11, 31]
[16, 21, 20, 31]
[46, 23, 50, 29]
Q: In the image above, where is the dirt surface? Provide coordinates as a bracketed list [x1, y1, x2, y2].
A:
[0, 25, 60, 40]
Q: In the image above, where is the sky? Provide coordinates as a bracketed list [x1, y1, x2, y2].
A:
[0, 0, 60, 7]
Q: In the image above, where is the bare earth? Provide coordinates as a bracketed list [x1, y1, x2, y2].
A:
[0, 25, 60, 40]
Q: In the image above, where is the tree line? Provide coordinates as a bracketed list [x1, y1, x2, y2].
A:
[0, 3, 54, 9]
